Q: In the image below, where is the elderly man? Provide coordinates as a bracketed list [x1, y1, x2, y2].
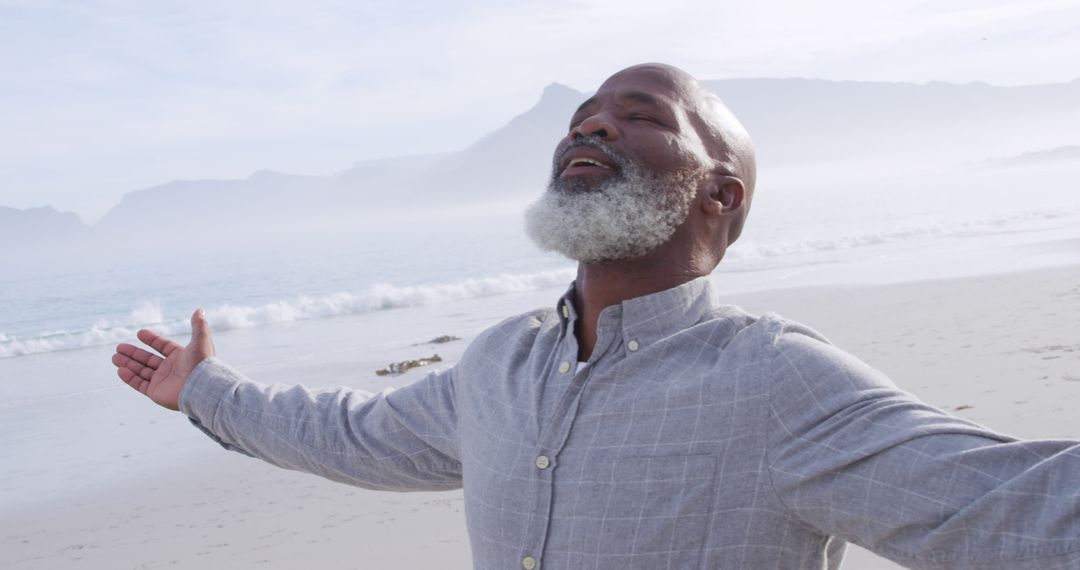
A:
[112, 64, 1080, 569]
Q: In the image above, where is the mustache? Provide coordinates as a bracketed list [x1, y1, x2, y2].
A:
[552, 137, 626, 173]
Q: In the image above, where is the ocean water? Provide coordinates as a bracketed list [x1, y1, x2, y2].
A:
[0, 208, 568, 357]
[2, 159, 1080, 361]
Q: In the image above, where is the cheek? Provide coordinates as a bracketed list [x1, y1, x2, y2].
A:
[653, 136, 710, 173]
[674, 132, 713, 168]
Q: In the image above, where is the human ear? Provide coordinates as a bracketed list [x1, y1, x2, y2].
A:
[702, 175, 745, 215]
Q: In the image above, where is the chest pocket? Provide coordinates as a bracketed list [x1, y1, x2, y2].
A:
[550, 454, 717, 569]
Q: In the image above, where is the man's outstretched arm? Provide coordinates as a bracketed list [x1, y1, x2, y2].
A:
[111, 310, 462, 492]
[763, 319, 1080, 569]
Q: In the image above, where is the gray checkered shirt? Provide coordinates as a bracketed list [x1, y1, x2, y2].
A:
[181, 277, 1080, 569]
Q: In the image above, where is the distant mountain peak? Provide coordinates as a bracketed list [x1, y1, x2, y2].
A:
[249, 168, 284, 179]
[542, 82, 577, 95]
[1, 204, 58, 215]
[0, 205, 83, 221]
[0, 205, 88, 241]
[539, 82, 584, 105]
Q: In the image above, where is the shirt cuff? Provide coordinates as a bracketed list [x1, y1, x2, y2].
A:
[178, 357, 253, 454]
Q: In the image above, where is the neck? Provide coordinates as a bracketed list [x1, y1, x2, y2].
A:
[571, 253, 707, 361]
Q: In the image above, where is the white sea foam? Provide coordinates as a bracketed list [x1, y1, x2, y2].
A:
[729, 208, 1073, 261]
[129, 300, 164, 326]
[0, 268, 578, 359]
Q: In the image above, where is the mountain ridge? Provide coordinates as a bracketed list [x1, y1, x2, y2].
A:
[8, 76, 1079, 244]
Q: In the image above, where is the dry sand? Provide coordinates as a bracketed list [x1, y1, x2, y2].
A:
[3, 264, 1078, 569]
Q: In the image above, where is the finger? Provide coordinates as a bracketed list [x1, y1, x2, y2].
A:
[136, 329, 182, 357]
[189, 309, 215, 353]
[117, 367, 150, 394]
[115, 343, 164, 369]
[112, 353, 155, 381]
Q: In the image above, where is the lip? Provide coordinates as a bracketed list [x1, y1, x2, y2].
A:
[558, 146, 617, 178]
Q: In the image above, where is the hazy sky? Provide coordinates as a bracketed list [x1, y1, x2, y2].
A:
[3, 0, 1078, 222]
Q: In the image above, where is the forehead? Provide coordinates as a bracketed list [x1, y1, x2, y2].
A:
[594, 66, 698, 108]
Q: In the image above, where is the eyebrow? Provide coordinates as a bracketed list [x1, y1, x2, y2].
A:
[574, 90, 663, 116]
[621, 91, 660, 107]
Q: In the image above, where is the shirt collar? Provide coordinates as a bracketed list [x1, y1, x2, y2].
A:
[555, 275, 722, 346]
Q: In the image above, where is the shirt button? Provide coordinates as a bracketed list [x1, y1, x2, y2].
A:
[535, 455, 550, 470]
[522, 556, 537, 569]
[627, 340, 640, 352]
[558, 361, 571, 374]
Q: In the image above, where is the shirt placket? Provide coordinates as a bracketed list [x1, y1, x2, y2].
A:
[518, 308, 622, 569]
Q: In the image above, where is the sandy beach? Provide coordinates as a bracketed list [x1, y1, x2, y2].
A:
[3, 262, 1079, 569]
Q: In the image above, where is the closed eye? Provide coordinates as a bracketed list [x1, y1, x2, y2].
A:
[629, 114, 670, 128]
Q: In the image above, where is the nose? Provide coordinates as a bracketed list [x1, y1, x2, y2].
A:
[571, 112, 617, 141]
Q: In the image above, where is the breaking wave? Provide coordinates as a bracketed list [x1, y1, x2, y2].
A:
[0, 268, 577, 359]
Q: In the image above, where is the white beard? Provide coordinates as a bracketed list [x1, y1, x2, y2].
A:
[524, 141, 701, 263]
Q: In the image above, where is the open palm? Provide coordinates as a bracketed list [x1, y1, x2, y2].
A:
[111, 309, 215, 411]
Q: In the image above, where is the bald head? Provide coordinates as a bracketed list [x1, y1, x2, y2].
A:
[605, 64, 755, 183]
[602, 63, 757, 243]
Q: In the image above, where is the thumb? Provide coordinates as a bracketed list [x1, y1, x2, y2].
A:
[189, 308, 215, 354]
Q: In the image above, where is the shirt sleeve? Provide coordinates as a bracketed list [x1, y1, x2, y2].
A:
[178, 356, 462, 492]
[763, 320, 1080, 569]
